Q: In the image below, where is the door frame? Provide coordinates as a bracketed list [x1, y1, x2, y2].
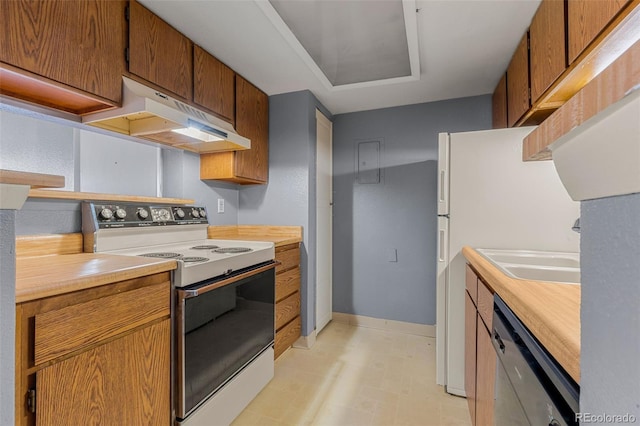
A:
[315, 109, 333, 334]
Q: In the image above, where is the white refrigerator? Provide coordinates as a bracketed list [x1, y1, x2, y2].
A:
[435, 127, 580, 396]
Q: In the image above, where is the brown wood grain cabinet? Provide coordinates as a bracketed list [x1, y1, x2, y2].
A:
[507, 32, 531, 127]
[568, 0, 629, 64]
[274, 243, 301, 358]
[200, 75, 269, 184]
[465, 264, 496, 426]
[491, 74, 508, 129]
[15, 273, 171, 426]
[464, 291, 477, 423]
[0, 0, 126, 114]
[128, 0, 193, 100]
[194, 45, 236, 126]
[530, 0, 567, 104]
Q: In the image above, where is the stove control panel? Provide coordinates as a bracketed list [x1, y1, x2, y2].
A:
[83, 203, 209, 229]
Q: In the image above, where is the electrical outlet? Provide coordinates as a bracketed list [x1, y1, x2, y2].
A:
[217, 198, 225, 213]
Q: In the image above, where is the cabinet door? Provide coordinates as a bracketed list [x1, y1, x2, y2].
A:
[129, 0, 192, 100]
[0, 0, 126, 103]
[492, 74, 508, 129]
[464, 292, 477, 425]
[476, 320, 496, 426]
[194, 46, 235, 125]
[36, 319, 170, 425]
[530, 0, 567, 103]
[507, 32, 530, 127]
[568, 0, 629, 64]
[235, 76, 269, 183]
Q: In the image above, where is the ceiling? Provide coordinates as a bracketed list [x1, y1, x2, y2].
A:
[139, 0, 542, 115]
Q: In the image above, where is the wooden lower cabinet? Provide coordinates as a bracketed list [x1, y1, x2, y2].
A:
[15, 272, 171, 426]
[465, 264, 496, 426]
[274, 243, 301, 358]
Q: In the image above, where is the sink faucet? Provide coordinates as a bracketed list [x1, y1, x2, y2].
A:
[572, 218, 581, 233]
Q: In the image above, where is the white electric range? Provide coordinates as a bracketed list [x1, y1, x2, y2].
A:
[82, 202, 276, 425]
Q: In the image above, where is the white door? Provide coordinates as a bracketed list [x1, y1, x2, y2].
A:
[316, 109, 333, 334]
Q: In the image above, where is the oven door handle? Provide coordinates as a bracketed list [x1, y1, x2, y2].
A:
[177, 261, 279, 300]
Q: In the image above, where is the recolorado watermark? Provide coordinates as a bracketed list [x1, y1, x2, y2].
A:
[576, 412, 637, 423]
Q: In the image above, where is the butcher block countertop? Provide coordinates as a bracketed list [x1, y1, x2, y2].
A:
[462, 246, 581, 384]
[16, 253, 176, 303]
[208, 225, 303, 247]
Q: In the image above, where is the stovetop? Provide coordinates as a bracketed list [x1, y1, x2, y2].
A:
[106, 239, 275, 287]
[82, 202, 275, 287]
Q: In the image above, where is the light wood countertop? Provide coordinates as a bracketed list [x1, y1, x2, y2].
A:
[16, 254, 176, 304]
[462, 246, 580, 384]
[208, 225, 303, 247]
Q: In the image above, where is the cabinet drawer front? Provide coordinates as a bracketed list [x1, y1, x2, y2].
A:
[35, 282, 169, 365]
[477, 280, 494, 330]
[276, 267, 300, 302]
[275, 316, 301, 359]
[275, 246, 300, 273]
[465, 264, 478, 305]
[276, 292, 300, 330]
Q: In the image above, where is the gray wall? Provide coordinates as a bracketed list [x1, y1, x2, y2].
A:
[332, 95, 491, 325]
[162, 150, 239, 225]
[0, 108, 240, 234]
[239, 90, 332, 336]
[0, 110, 77, 190]
[580, 193, 640, 419]
[0, 211, 16, 426]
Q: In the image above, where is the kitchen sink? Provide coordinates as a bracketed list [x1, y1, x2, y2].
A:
[476, 249, 580, 285]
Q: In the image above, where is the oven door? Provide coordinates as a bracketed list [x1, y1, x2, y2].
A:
[175, 261, 276, 421]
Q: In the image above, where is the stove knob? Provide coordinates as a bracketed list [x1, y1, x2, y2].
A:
[115, 208, 127, 220]
[137, 208, 149, 220]
[199, 208, 207, 218]
[175, 208, 185, 219]
[192, 209, 200, 218]
[99, 208, 113, 220]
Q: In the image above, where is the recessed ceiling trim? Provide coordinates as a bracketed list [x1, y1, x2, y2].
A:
[255, 0, 420, 92]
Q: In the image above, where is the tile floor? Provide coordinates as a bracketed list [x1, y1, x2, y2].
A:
[232, 321, 472, 426]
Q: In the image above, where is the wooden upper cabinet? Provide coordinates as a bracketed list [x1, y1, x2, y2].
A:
[507, 32, 530, 127]
[530, 0, 567, 104]
[492, 74, 508, 129]
[0, 0, 126, 109]
[568, 0, 629, 64]
[201, 76, 269, 184]
[194, 46, 236, 126]
[128, 0, 193, 100]
[235, 76, 269, 183]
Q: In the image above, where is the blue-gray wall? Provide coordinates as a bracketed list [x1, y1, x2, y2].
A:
[580, 193, 640, 418]
[239, 90, 332, 336]
[0, 211, 16, 426]
[332, 95, 491, 325]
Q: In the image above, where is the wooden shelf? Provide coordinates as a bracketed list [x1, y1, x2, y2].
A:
[0, 169, 65, 188]
[28, 189, 194, 205]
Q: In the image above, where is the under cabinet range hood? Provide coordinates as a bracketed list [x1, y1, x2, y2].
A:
[82, 77, 250, 153]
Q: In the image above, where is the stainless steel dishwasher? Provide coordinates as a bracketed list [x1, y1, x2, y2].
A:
[492, 295, 579, 426]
